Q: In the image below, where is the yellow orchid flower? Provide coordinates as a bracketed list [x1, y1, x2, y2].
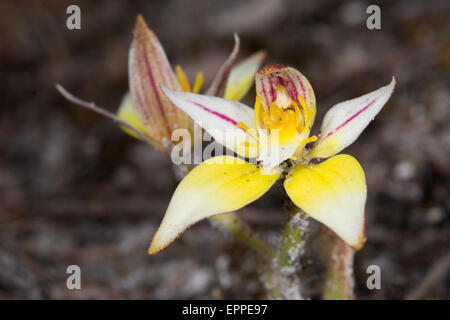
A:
[116, 15, 266, 150]
[149, 64, 396, 254]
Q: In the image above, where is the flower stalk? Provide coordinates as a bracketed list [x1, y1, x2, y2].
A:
[277, 202, 308, 275]
[320, 228, 356, 300]
[210, 213, 276, 259]
[263, 200, 309, 300]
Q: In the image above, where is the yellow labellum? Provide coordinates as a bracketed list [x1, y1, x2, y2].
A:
[254, 86, 309, 146]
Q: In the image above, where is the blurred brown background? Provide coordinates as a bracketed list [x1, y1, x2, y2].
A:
[0, 0, 449, 299]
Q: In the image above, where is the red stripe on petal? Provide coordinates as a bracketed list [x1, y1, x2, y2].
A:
[324, 99, 376, 139]
[186, 100, 248, 133]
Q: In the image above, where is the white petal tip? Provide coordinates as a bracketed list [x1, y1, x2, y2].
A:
[148, 229, 178, 255]
[147, 243, 160, 255]
[347, 230, 366, 250]
[148, 239, 165, 255]
[330, 216, 366, 251]
[389, 76, 397, 90]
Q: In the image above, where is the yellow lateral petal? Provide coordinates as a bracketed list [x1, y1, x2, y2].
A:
[149, 156, 281, 254]
[284, 154, 366, 249]
[223, 50, 266, 101]
[116, 92, 148, 140]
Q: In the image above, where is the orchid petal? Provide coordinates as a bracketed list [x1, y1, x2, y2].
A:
[129, 15, 190, 151]
[162, 86, 259, 158]
[284, 154, 366, 249]
[224, 50, 266, 101]
[257, 129, 301, 170]
[148, 156, 281, 254]
[116, 92, 147, 140]
[308, 78, 396, 159]
[255, 64, 316, 130]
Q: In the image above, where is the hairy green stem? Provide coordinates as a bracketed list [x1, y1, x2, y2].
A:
[210, 213, 283, 299]
[211, 213, 285, 299]
[265, 203, 308, 300]
[258, 257, 283, 300]
[210, 213, 275, 259]
[277, 208, 308, 274]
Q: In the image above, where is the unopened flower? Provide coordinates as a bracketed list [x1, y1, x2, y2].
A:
[116, 15, 266, 151]
[149, 64, 395, 253]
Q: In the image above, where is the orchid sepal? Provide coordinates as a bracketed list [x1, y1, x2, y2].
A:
[148, 155, 281, 254]
[128, 15, 190, 151]
[284, 154, 366, 249]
